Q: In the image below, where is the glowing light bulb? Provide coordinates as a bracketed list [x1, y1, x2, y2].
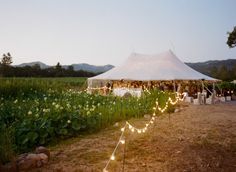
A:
[150, 121, 154, 124]
[129, 125, 132, 129]
[110, 155, 115, 160]
[153, 113, 156, 116]
[121, 127, 125, 132]
[153, 107, 156, 110]
[152, 117, 155, 120]
[145, 123, 148, 127]
[137, 129, 141, 133]
[103, 168, 108, 172]
[131, 128, 135, 132]
[120, 139, 125, 144]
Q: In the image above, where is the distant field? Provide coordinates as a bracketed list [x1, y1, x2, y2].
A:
[0, 77, 174, 164]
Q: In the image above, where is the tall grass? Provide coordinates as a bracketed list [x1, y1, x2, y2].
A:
[0, 78, 175, 153]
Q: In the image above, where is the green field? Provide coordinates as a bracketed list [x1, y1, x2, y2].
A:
[0, 77, 174, 164]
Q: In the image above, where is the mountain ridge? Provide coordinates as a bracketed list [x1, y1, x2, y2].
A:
[15, 62, 114, 73]
[15, 58, 236, 78]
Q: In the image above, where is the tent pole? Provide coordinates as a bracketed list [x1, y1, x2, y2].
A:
[213, 82, 215, 104]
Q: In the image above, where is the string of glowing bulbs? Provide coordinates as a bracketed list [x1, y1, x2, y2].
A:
[103, 92, 186, 172]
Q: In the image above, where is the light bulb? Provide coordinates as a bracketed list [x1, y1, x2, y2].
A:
[129, 125, 132, 129]
[120, 139, 125, 144]
[131, 128, 135, 132]
[103, 168, 108, 172]
[121, 127, 125, 132]
[137, 130, 141, 133]
[110, 155, 115, 160]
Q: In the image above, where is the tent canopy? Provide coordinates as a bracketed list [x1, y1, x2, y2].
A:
[88, 50, 218, 86]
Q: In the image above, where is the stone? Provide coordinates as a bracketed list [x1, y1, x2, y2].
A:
[17, 153, 39, 171]
[174, 108, 180, 113]
[16, 151, 49, 171]
[113, 122, 119, 127]
[18, 158, 35, 171]
[26, 153, 41, 161]
[35, 146, 50, 159]
[38, 153, 48, 164]
[36, 160, 43, 167]
[144, 114, 151, 119]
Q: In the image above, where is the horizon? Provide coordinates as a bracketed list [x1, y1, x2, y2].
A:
[0, 0, 236, 66]
[14, 55, 236, 67]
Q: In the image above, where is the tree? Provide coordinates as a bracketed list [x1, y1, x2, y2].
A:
[227, 26, 236, 48]
[0, 53, 13, 66]
[68, 65, 74, 71]
[55, 62, 62, 70]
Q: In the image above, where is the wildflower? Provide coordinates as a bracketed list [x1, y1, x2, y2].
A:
[60, 106, 63, 110]
[55, 104, 60, 109]
[52, 102, 56, 106]
[14, 99, 18, 104]
[28, 111, 32, 115]
[67, 120, 71, 124]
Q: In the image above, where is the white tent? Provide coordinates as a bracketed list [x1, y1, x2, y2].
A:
[88, 50, 218, 87]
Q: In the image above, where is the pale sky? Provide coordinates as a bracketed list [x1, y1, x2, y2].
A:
[0, 0, 236, 66]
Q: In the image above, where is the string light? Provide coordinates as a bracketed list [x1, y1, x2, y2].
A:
[103, 91, 186, 171]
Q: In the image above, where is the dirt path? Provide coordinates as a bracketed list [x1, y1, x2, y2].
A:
[32, 102, 236, 172]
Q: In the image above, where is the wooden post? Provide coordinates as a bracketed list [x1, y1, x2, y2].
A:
[173, 81, 176, 92]
[122, 136, 127, 172]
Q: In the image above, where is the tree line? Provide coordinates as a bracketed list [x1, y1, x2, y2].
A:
[0, 53, 96, 77]
[209, 65, 236, 81]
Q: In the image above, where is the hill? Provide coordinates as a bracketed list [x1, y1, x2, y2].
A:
[185, 59, 236, 80]
[16, 61, 49, 69]
[15, 62, 114, 73]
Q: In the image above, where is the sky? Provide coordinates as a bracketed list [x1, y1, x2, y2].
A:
[0, 0, 236, 66]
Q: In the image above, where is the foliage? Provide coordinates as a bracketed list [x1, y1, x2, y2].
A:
[0, 125, 15, 164]
[0, 78, 175, 153]
[227, 26, 236, 48]
[0, 65, 96, 77]
[0, 53, 13, 66]
[187, 60, 236, 81]
[217, 81, 236, 90]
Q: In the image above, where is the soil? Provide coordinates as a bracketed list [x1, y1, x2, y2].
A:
[31, 101, 236, 172]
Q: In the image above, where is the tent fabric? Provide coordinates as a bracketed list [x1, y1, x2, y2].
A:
[88, 50, 217, 85]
